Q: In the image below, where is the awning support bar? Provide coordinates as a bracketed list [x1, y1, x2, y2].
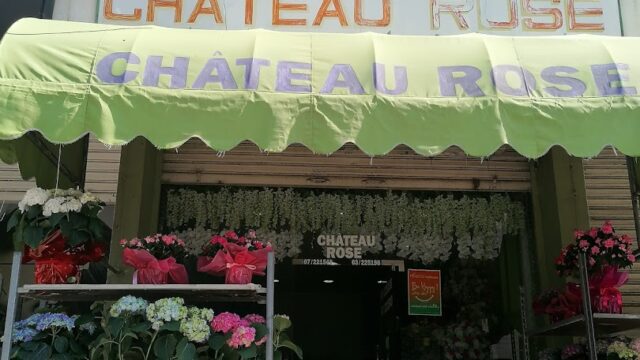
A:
[626, 157, 640, 248]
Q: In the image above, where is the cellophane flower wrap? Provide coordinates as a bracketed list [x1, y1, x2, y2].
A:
[8, 188, 107, 284]
[121, 234, 189, 284]
[197, 230, 272, 284]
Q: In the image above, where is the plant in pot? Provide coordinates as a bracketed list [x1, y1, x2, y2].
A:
[197, 230, 272, 285]
[7, 188, 107, 284]
[555, 221, 638, 314]
[121, 234, 189, 284]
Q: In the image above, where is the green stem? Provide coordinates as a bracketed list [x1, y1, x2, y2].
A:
[49, 329, 58, 357]
[144, 330, 160, 360]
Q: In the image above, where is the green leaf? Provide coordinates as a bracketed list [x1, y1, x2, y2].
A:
[48, 212, 66, 227]
[237, 345, 257, 359]
[26, 205, 41, 220]
[253, 323, 268, 342]
[68, 230, 89, 246]
[278, 340, 303, 359]
[154, 334, 177, 360]
[88, 218, 105, 240]
[68, 337, 83, 354]
[24, 225, 45, 248]
[273, 316, 292, 332]
[23, 343, 50, 360]
[6, 210, 20, 231]
[59, 218, 73, 237]
[107, 317, 125, 337]
[159, 321, 180, 332]
[208, 334, 226, 351]
[274, 350, 282, 360]
[175, 339, 196, 360]
[130, 321, 151, 332]
[53, 336, 69, 353]
[12, 216, 26, 249]
[51, 354, 72, 360]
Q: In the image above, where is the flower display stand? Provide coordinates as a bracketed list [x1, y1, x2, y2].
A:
[528, 252, 640, 359]
[0, 251, 277, 360]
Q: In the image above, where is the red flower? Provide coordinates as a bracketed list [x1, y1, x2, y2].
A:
[162, 235, 175, 246]
[602, 221, 614, 235]
[574, 230, 585, 239]
[604, 239, 615, 249]
[588, 228, 598, 238]
[211, 235, 227, 245]
[224, 231, 239, 240]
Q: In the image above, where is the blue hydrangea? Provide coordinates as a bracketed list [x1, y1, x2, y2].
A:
[12, 325, 38, 343]
[79, 321, 97, 335]
[12, 312, 77, 343]
[34, 313, 78, 332]
[110, 296, 149, 318]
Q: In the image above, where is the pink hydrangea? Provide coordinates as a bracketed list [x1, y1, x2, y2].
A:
[162, 235, 175, 246]
[227, 326, 256, 349]
[244, 314, 266, 324]
[211, 312, 241, 334]
[631, 338, 640, 352]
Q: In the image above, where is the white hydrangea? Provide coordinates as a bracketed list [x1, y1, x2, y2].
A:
[42, 197, 82, 217]
[79, 192, 100, 205]
[18, 188, 50, 212]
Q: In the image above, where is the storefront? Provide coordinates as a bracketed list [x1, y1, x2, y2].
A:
[1, 1, 640, 359]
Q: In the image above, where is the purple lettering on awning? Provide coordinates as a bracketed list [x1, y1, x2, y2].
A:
[276, 61, 312, 93]
[192, 58, 238, 89]
[541, 66, 586, 97]
[437, 66, 484, 97]
[491, 65, 536, 96]
[96, 52, 140, 84]
[374, 63, 408, 95]
[321, 64, 365, 94]
[236, 58, 270, 90]
[591, 63, 637, 96]
[142, 56, 189, 89]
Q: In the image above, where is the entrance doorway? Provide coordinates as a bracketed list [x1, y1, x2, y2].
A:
[275, 263, 394, 360]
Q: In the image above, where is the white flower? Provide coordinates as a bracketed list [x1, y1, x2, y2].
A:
[79, 192, 100, 205]
[42, 197, 82, 217]
[18, 188, 50, 212]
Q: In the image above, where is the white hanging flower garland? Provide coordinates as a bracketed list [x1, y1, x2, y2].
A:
[164, 188, 526, 263]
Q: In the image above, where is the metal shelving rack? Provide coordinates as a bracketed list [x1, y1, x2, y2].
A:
[0, 251, 276, 360]
[528, 252, 640, 359]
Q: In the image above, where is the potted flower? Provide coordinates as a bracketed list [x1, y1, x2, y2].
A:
[120, 234, 189, 284]
[554, 221, 638, 314]
[197, 230, 272, 284]
[7, 188, 107, 284]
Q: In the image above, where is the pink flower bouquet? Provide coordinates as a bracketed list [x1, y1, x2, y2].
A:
[121, 234, 189, 284]
[197, 230, 272, 284]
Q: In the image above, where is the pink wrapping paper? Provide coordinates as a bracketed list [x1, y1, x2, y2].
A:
[590, 266, 628, 314]
[123, 248, 188, 284]
[197, 244, 270, 284]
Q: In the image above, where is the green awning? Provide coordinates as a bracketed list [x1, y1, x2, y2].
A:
[1, 18, 640, 159]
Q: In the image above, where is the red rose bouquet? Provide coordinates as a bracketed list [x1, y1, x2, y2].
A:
[121, 234, 189, 284]
[197, 230, 272, 284]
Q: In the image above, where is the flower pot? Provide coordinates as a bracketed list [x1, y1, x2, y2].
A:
[225, 265, 254, 285]
[34, 259, 80, 284]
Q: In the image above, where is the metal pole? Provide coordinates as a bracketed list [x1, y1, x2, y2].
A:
[1, 251, 23, 360]
[579, 252, 597, 360]
[266, 251, 275, 360]
[625, 157, 640, 248]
